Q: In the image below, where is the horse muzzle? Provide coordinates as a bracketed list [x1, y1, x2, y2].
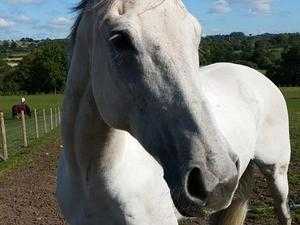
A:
[168, 162, 239, 217]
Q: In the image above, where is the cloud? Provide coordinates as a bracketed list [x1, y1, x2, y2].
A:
[209, 0, 232, 14]
[15, 15, 32, 23]
[6, 0, 44, 4]
[0, 17, 13, 28]
[48, 17, 72, 29]
[209, 0, 274, 15]
[247, 0, 273, 14]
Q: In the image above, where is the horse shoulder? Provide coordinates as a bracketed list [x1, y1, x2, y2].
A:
[208, 63, 291, 165]
[199, 62, 287, 127]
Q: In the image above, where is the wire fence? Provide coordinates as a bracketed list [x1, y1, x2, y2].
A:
[0, 107, 299, 171]
[0, 106, 61, 161]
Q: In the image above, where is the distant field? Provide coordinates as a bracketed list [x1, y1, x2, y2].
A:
[278, 88, 300, 224]
[283, 87, 300, 201]
[0, 94, 63, 115]
[280, 87, 300, 112]
[0, 89, 298, 161]
[0, 94, 63, 160]
[281, 85, 300, 160]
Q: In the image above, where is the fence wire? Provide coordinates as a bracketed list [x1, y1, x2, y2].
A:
[0, 107, 61, 160]
[0, 109, 299, 162]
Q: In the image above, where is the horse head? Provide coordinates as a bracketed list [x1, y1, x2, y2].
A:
[71, 0, 239, 216]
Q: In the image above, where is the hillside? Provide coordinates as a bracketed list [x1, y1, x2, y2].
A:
[0, 38, 66, 67]
[0, 32, 299, 95]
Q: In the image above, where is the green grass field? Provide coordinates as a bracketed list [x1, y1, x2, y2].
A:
[281, 87, 300, 112]
[282, 88, 300, 217]
[0, 90, 298, 159]
[281, 87, 300, 159]
[0, 94, 63, 160]
[0, 94, 63, 114]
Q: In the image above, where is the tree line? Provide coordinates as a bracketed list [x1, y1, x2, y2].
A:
[199, 32, 300, 86]
[0, 40, 68, 95]
[0, 32, 299, 95]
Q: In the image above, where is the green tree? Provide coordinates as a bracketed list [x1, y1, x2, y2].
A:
[280, 46, 300, 86]
[0, 58, 16, 94]
[10, 41, 17, 50]
[13, 41, 68, 93]
[252, 39, 273, 69]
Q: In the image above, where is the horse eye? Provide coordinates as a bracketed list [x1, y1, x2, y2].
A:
[109, 31, 136, 52]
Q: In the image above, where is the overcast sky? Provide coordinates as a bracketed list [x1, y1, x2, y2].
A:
[0, 0, 299, 40]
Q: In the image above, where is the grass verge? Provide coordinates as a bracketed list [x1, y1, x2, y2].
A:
[0, 129, 60, 177]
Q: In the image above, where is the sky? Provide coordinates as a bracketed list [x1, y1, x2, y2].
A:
[0, 0, 299, 40]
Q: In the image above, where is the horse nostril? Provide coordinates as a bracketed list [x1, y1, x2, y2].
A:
[186, 167, 208, 202]
[229, 152, 240, 171]
[235, 159, 240, 171]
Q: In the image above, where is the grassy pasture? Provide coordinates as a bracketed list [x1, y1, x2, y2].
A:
[0, 94, 63, 160]
[0, 89, 298, 160]
[281, 87, 300, 112]
[283, 87, 300, 161]
[282, 88, 300, 223]
[0, 94, 63, 114]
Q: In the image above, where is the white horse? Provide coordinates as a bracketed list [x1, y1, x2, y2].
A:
[57, 1, 291, 225]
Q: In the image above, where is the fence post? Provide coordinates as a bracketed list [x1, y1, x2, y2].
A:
[43, 109, 48, 133]
[21, 111, 28, 147]
[57, 107, 59, 126]
[58, 106, 61, 125]
[0, 112, 8, 161]
[34, 109, 39, 138]
[54, 107, 58, 127]
[50, 108, 53, 130]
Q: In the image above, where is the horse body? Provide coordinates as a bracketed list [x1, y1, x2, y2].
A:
[12, 104, 31, 119]
[201, 63, 290, 172]
[58, 61, 291, 225]
[57, 1, 291, 225]
[200, 63, 291, 224]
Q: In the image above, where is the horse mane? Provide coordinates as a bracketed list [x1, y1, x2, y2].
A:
[70, 0, 183, 51]
[70, 0, 115, 50]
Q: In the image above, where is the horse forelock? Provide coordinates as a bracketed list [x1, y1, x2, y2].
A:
[70, 0, 115, 52]
[70, 0, 185, 52]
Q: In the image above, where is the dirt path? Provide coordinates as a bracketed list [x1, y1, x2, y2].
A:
[0, 141, 66, 225]
[0, 139, 298, 225]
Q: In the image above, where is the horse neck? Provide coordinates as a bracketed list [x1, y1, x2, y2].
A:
[62, 15, 127, 179]
[63, 85, 128, 183]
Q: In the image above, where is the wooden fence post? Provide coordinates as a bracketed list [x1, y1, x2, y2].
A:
[58, 106, 61, 125]
[34, 109, 39, 138]
[0, 112, 8, 161]
[56, 107, 59, 127]
[21, 111, 28, 147]
[50, 108, 53, 130]
[54, 107, 58, 127]
[43, 109, 48, 133]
